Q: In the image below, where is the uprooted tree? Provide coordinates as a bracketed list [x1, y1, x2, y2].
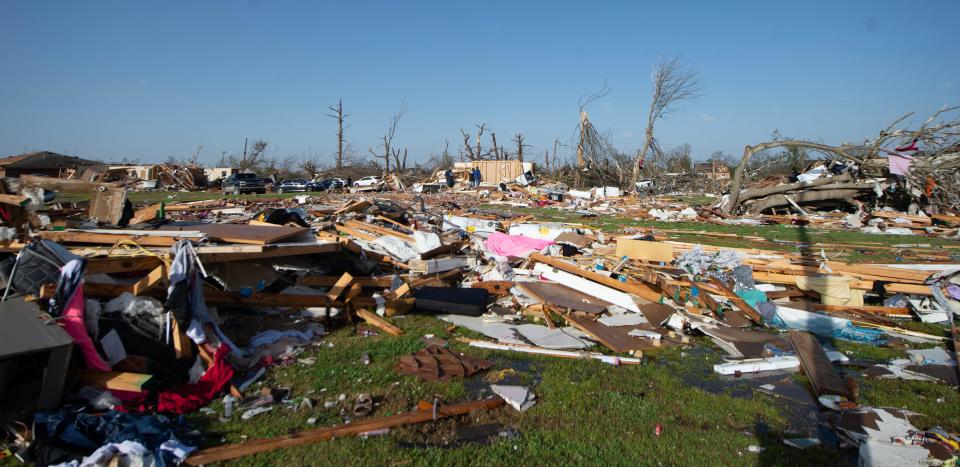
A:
[722, 106, 960, 215]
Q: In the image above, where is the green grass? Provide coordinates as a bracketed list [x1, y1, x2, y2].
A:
[165, 316, 960, 466]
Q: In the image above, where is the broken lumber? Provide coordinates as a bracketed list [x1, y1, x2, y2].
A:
[183, 397, 505, 465]
[356, 309, 403, 336]
[529, 253, 663, 303]
[326, 272, 355, 301]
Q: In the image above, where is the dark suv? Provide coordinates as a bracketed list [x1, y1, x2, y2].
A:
[223, 172, 266, 195]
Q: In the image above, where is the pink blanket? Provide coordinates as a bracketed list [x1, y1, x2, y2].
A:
[61, 286, 111, 371]
[485, 232, 554, 258]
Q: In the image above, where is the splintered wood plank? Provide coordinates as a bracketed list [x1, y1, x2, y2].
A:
[326, 272, 354, 301]
[563, 312, 648, 355]
[517, 281, 611, 314]
[356, 308, 403, 336]
[789, 331, 854, 400]
[183, 397, 504, 465]
[159, 224, 307, 245]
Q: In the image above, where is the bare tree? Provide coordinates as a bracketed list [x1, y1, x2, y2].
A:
[369, 105, 406, 174]
[189, 145, 203, 165]
[298, 148, 322, 179]
[632, 57, 703, 184]
[327, 99, 349, 169]
[512, 133, 531, 162]
[458, 123, 492, 161]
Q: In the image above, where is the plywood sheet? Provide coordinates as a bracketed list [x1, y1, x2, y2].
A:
[517, 281, 612, 314]
[789, 331, 853, 399]
[563, 313, 653, 354]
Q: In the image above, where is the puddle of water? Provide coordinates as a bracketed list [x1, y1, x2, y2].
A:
[464, 356, 543, 399]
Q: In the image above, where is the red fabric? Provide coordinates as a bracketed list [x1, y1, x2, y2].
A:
[895, 139, 918, 153]
[131, 347, 234, 414]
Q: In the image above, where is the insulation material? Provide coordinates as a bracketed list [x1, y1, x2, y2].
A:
[795, 275, 864, 306]
[484, 232, 554, 258]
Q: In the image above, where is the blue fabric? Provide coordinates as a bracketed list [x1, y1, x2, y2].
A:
[735, 289, 767, 308]
[33, 408, 196, 467]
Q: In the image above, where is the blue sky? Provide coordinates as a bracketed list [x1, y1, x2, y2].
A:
[1, 0, 957, 166]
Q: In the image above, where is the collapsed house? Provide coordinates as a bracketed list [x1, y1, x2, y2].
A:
[0, 152, 102, 179]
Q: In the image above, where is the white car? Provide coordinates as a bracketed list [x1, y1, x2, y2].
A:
[353, 176, 381, 187]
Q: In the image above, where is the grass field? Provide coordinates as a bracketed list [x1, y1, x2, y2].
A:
[181, 316, 959, 466]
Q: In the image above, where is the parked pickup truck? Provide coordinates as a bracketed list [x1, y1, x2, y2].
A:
[223, 172, 266, 195]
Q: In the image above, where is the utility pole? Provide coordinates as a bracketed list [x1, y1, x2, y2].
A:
[241, 138, 248, 171]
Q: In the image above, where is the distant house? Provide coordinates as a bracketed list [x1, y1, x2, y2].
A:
[107, 165, 161, 180]
[0, 151, 103, 178]
[204, 167, 235, 182]
[693, 161, 731, 180]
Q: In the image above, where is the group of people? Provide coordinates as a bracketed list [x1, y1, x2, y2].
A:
[443, 167, 483, 189]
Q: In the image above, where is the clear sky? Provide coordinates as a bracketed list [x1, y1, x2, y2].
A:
[1, 0, 957, 166]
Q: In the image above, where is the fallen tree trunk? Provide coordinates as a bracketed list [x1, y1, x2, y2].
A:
[745, 189, 861, 213]
[806, 181, 878, 191]
[736, 173, 852, 205]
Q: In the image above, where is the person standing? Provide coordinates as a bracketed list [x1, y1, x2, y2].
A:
[473, 167, 482, 189]
[444, 168, 455, 189]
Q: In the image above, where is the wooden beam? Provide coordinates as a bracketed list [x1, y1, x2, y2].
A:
[183, 397, 504, 465]
[38, 230, 180, 247]
[812, 304, 910, 316]
[132, 265, 165, 295]
[197, 242, 339, 263]
[86, 255, 164, 275]
[298, 275, 394, 288]
[326, 272, 354, 301]
[529, 253, 663, 303]
[356, 308, 404, 336]
[344, 220, 413, 241]
[202, 290, 340, 308]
